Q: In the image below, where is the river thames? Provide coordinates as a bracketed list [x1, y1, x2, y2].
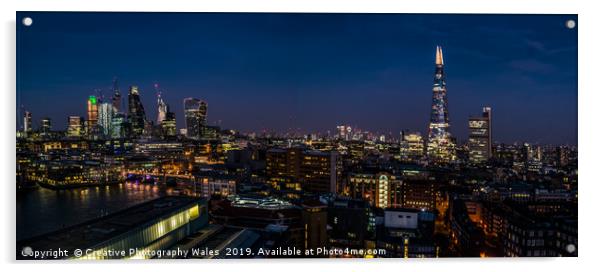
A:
[16, 182, 177, 240]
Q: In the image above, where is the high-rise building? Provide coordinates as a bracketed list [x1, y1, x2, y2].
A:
[40, 117, 51, 135]
[266, 148, 341, 194]
[402, 179, 438, 211]
[300, 150, 341, 193]
[98, 102, 115, 137]
[111, 113, 128, 139]
[128, 86, 146, 137]
[111, 78, 121, 112]
[266, 148, 302, 187]
[468, 107, 492, 164]
[183, 98, 208, 139]
[400, 131, 424, 161]
[301, 200, 328, 251]
[157, 92, 168, 124]
[427, 46, 456, 163]
[67, 116, 84, 137]
[348, 172, 404, 208]
[336, 125, 352, 141]
[87, 95, 98, 134]
[23, 111, 32, 133]
[161, 111, 177, 138]
[556, 146, 569, 168]
[327, 198, 374, 248]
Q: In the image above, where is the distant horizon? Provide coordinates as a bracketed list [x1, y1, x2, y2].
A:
[16, 12, 578, 145]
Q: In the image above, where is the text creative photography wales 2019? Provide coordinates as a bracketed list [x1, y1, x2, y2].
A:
[15, 12, 577, 260]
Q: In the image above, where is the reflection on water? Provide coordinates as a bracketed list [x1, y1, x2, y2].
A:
[16, 182, 174, 240]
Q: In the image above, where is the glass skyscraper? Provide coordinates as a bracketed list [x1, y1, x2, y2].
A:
[23, 111, 32, 133]
[98, 102, 115, 137]
[427, 46, 456, 163]
[111, 78, 121, 113]
[87, 95, 98, 136]
[183, 97, 207, 139]
[128, 86, 146, 137]
[67, 116, 84, 137]
[468, 107, 492, 164]
[110, 113, 128, 139]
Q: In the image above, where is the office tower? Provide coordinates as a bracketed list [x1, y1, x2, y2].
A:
[143, 120, 154, 138]
[301, 201, 328, 251]
[348, 173, 404, 208]
[400, 131, 425, 161]
[161, 111, 177, 138]
[23, 111, 32, 133]
[522, 143, 533, 163]
[336, 125, 345, 139]
[468, 107, 492, 164]
[336, 125, 352, 140]
[402, 179, 437, 211]
[556, 146, 569, 167]
[67, 116, 84, 137]
[327, 198, 374, 248]
[40, 117, 51, 134]
[300, 151, 341, 193]
[183, 98, 208, 139]
[427, 46, 456, 163]
[128, 86, 146, 137]
[87, 95, 98, 134]
[266, 148, 341, 194]
[111, 78, 121, 112]
[266, 148, 300, 187]
[98, 102, 115, 137]
[111, 113, 128, 139]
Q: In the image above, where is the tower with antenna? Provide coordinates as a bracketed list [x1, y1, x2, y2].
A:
[155, 83, 168, 124]
[426, 46, 456, 163]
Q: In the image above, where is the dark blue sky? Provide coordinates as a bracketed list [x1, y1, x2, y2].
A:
[16, 12, 577, 145]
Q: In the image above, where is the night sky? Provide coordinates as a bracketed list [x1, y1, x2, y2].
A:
[16, 12, 577, 145]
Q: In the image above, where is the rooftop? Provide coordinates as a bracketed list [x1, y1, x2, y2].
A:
[17, 196, 204, 254]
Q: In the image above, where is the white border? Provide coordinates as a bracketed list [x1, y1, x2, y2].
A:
[1, 1, 597, 272]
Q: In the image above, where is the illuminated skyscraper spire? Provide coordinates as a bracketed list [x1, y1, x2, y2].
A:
[435, 45, 444, 65]
[427, 46, 456, 163]
[155, 83, 168, 124]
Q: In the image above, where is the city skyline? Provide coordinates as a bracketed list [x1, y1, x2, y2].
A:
[15, 12, 579, 260]
[16, 13, 578, 144]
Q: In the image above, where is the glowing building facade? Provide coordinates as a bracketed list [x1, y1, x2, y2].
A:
[87, 95, 98, 135]
[67, 116, 84, 137]
[23, 111, 32, 133]
[98, 102, 115, 137]
[40, 117, 52, 135]
[111, 113, 128, 139]
[400, 131, 424, 161]
[161, 111, 177, 138]
[17, 196, 208, 260]
[427, 46, 456, 163]
[348, 172, 403, 208]
[157, 92, 167, 124]
[468, 107, 492, 164]
[128, 86, 147, 137]
[183, 98, 208, 139]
